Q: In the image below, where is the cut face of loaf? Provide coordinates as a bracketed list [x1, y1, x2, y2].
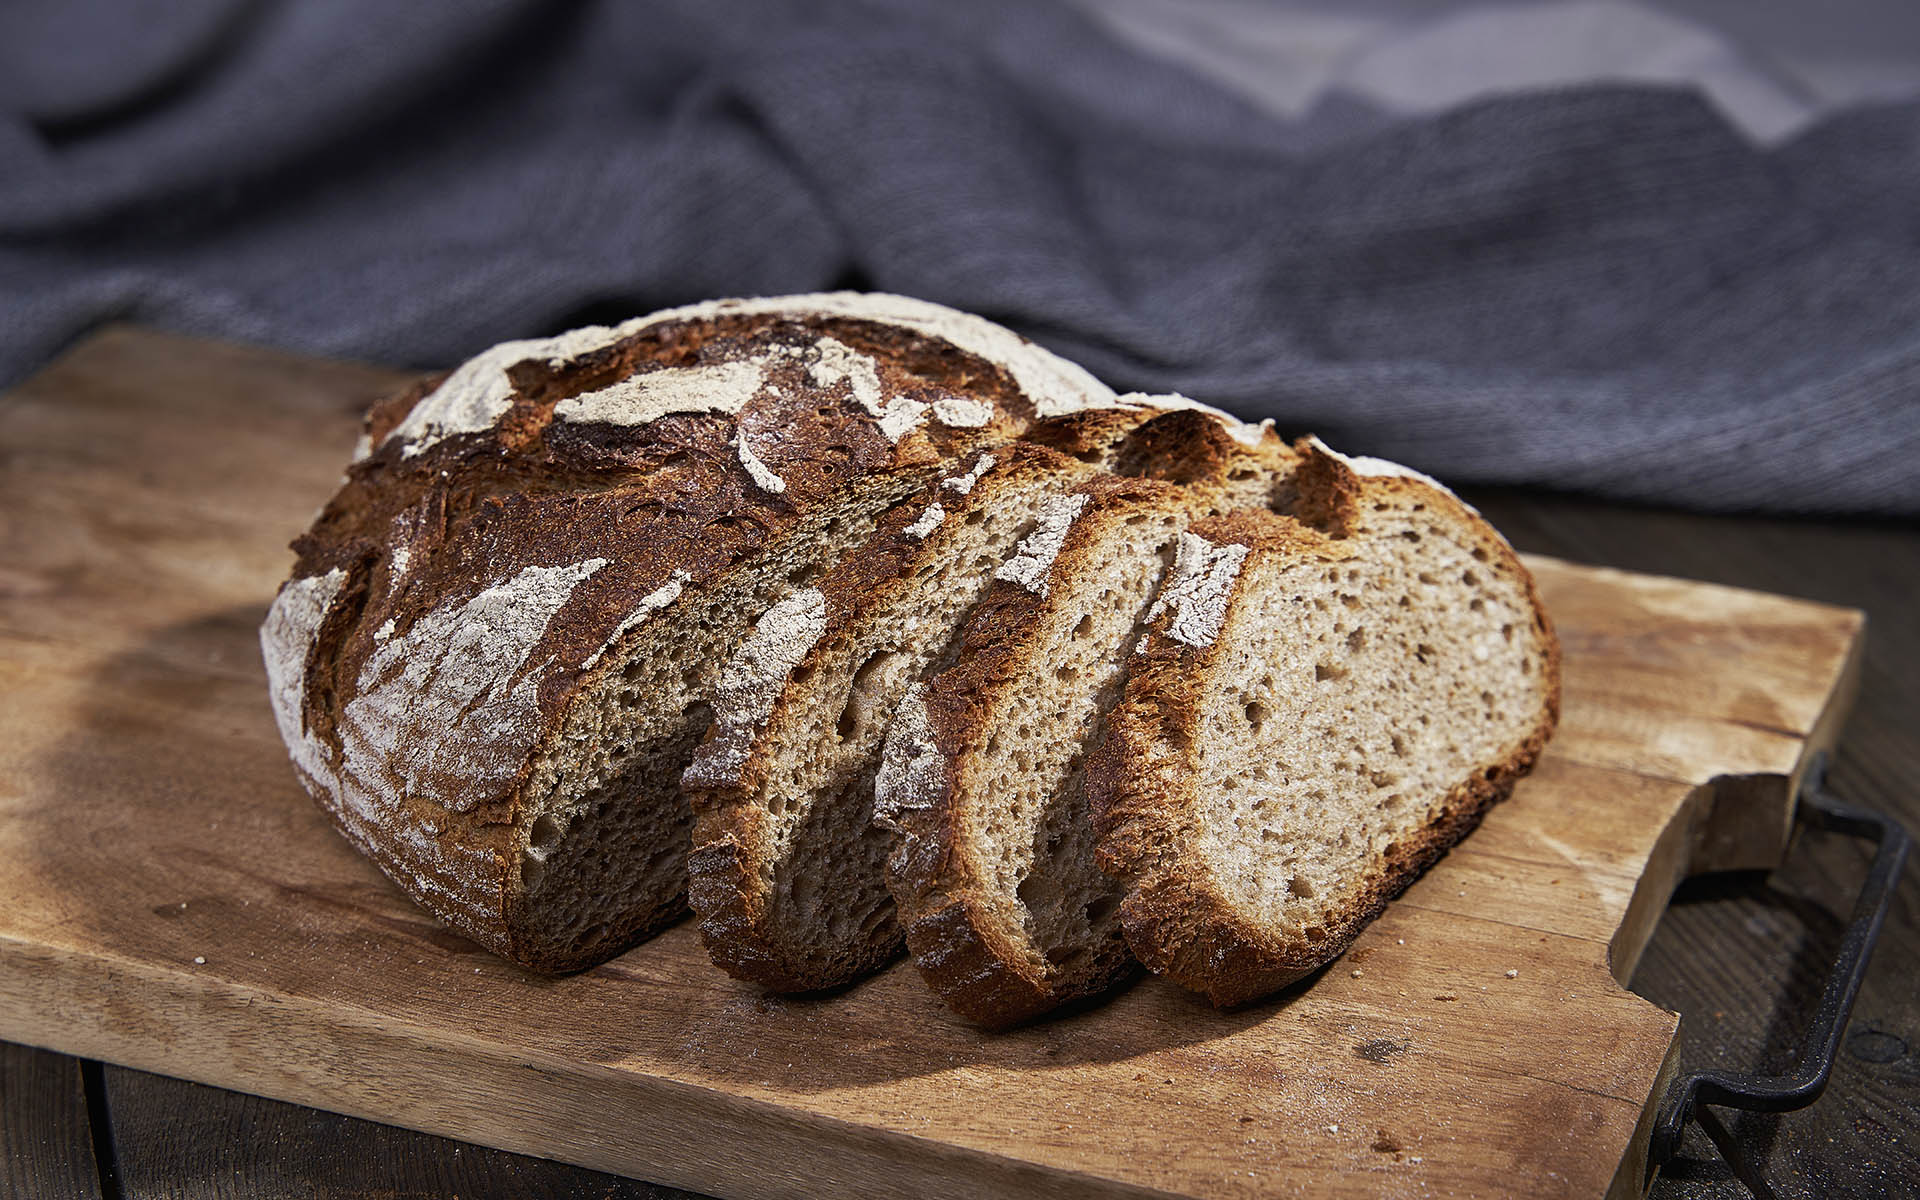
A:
[1090, 439, 1561, 1007]
[874, 475, 1248, 1029]
[681, 443, 1116, 990]
[261, 293, 1164, 972]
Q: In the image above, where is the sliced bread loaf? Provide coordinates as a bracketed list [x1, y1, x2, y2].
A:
[1089, 438, 1560, 1006]
[873, 471, 1246, 1029]
[681, 442, 1114, 990]
[262, 293, 1146, 972]
[681, 405, 1290, 993]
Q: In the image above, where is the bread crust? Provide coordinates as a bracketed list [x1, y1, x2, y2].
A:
[1088, 440, 1562, 1008]
[262, 295, 1165, 971]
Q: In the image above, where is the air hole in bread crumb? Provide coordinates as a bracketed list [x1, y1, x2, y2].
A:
[1304, 925, 1328, 943]
[1290, 875, 1316, 898]
[1469, 598, 1485, 613]
[964, 509, 986, 526]
[1347, 628, 1367, 653]
[1471, 546, 1489, 562]
[1315, 662, 1347, 683]
[1502, 624, 1515, 643]
[1072, 614, 1094, 638]
[1414, 644, 1435, 664]
[530, 813, 563, 850]
[1401, 530, 1421, 542]
[1244, 700, 1270, 729]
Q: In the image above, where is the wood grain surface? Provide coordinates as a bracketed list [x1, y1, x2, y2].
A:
[0, 328, 1880, 1199]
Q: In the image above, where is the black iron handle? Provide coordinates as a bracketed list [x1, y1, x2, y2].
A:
[1645, 753, 1911, 1197]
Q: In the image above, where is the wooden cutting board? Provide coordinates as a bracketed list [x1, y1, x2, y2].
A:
[0, 327, 1864, 1200]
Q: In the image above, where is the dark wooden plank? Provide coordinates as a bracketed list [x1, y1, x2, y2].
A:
[1464, 489, 1920, 1200]
[101, 1063, 705, 1200]
[0, 1042, 104, 1200]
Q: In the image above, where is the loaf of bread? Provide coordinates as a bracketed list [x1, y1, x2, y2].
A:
[260, 294, 1191, 970]
[262, 292, 1557, 1025]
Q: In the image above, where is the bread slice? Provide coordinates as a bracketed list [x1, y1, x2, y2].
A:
[261, 293, 1147, 972]
[873, 471, 1243, 1028]
[1088, 438, 1561, 1006]
[681, 442, 1119, 990]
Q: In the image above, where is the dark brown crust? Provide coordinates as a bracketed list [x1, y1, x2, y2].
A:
[886, 476, 1206, 1029]
[271, 300, 1115, 972]
[1087, 439, 1562, 1008]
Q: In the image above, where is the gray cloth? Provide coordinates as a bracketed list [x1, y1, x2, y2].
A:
[3, 0, 1917, 513]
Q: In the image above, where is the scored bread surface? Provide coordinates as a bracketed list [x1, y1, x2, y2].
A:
[1088, 438, 1561, 1007]
[260, 293, 1171, 972]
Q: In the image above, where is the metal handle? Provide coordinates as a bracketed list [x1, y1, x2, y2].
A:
[1645, 754, 1911, 1197]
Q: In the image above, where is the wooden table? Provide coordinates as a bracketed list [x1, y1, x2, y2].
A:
[2, 329, 1916, 1200]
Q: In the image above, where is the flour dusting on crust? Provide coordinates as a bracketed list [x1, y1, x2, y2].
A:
[902, 503, 946, 540]
[994, 492, 1089, 596]
[583, 568, 695, 670]
[639, 293, 1119, 419]
[942, 453, 997, 496]
[874, 682, 943, 830]
[261, 568, 348, 785]
[808, 335, 928, 440]
[932, 396, 993, 428]
[556, 359, 768, 427]
[387, 326, 635, 457]
[388, 293, 1119, 459]
[735, 429, 788, 494]
[337, 558, 607, 814]
[683, 588, 829, 787]
[1150, 531, 1248, 648]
